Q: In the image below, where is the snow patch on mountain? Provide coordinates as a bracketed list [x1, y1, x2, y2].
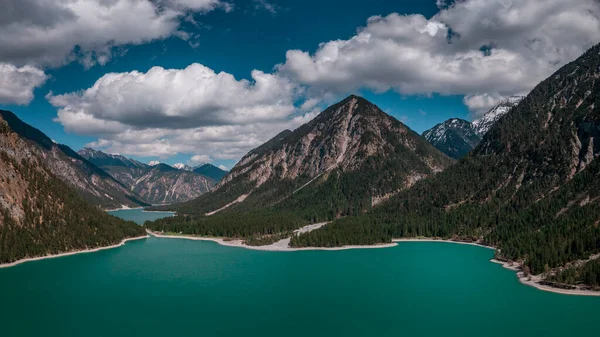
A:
[473, 96, 524, 135]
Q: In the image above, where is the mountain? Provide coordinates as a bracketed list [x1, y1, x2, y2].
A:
[422, 118, 481, 159]
[148, 161, 160, 166]
[193, 164, 228, 182]
[292, 44, 600, 288]
[78, 148, 147, 169]
[131, 164, 214, 204]
[0, 112, 145, 264]
[173, 163, 192, 171]
[422, 97, 524, 159]
[78, 149, 216, 204]
[147, 95, 454, 239]
[0, 111, 148, 210]
[472, 95, 524, 136]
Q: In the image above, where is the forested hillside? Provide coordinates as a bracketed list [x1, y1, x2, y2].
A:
[292, 44, 600, 285]
[0, 116, 145, 264]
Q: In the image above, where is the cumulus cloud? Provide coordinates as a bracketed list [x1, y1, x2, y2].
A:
[0, 0, 230, 68]
[51, 0, 600, 162]
[0, 0, 230, 105]
[277, 0, 600, 115]
[190, 154, 213, 164]
[49, 63, 299, 132]
[0, 63, 48, 105]
[53, 64, 315, 160]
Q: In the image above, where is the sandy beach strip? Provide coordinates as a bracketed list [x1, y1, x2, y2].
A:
[147, 226, 397, 252]
[392, 238, 495, 250]
[0, 235, 148, 269]
[105, 206, 144, 212]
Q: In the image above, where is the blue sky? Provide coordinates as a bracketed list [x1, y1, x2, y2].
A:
[1, 0, 599, 169]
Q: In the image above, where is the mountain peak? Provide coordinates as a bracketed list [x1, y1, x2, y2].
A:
[422, 118, 481, 159]
[173, 163, 192, 171]
[78, 148, 147, 169]
[191, 95, 452, 216]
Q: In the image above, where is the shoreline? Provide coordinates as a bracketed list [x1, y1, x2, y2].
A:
[393, 238, 600, 297]
[0, 235, 148, 269]
[147, 229, 397, 252]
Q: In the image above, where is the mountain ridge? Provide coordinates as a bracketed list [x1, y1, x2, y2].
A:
[78, 148, 216, 204]
[0, 110, 148, 209]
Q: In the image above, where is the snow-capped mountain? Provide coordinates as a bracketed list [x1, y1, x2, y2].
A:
[422, 118, 481, 159]
[148, 160, 160, 166]
[78, 148, 148, 169]
[173, 163, 193, 171]
[472, 96, 524, 136]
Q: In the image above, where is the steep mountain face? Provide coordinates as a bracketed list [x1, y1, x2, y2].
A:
[295, 44, 600, 283]
[0, 114, 145, 264]
[78, 148, 147, 169]
[131, 164, 214, 204]
[0, 111, 147, 210]
[78, 149, 216, 204]
[193, 164, 228, 182]
[422, 118, 481, 159]
[162, 95, 453, 217]
[472, 95, 524, 136]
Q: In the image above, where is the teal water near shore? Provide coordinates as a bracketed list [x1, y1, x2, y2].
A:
[108, 208, 174, 224]
[1, 211, 599, 337]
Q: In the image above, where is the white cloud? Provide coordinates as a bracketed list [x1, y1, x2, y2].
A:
[0, 0, 230, 68]
[0, 63, 48, 105]
[277, 0, 600, 115]
[0, 0, 231, 105]
[50, 0, 600, 162]
[53, 63, 315, 161]
[253, 0, 281, 15]
[190, 154, 213, 164]
[218, 165, 229, 171]
[49, 63, 300, 132]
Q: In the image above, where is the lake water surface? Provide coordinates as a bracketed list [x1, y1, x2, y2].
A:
[0, 212, 598, 337]
[108, 208, 174, 224]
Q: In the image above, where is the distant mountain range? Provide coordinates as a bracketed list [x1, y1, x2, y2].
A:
[78, 148, 224, 204]
[422, 96, 524, 158]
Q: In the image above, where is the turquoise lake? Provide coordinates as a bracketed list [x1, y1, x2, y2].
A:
[1, 211, 599, 337]
[108, 208, 175, 224]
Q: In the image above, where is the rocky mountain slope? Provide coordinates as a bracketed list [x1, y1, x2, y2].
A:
[152, 95, 454, 219]
[0, 111, 147, 210]
[295, 43, 600, 287]
[472, 95, 524, 136]
[79, 148, 215, 204]
[193, 164, 228, 182]
[422, 118, 481, 159]
[0, 113, 145, 264]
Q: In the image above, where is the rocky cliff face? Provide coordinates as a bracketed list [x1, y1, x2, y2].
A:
[422, 118, 481, 159]
[168, 95, 453, 216]
[0, 111, 147, 210]
[78, 149, 215, 204]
